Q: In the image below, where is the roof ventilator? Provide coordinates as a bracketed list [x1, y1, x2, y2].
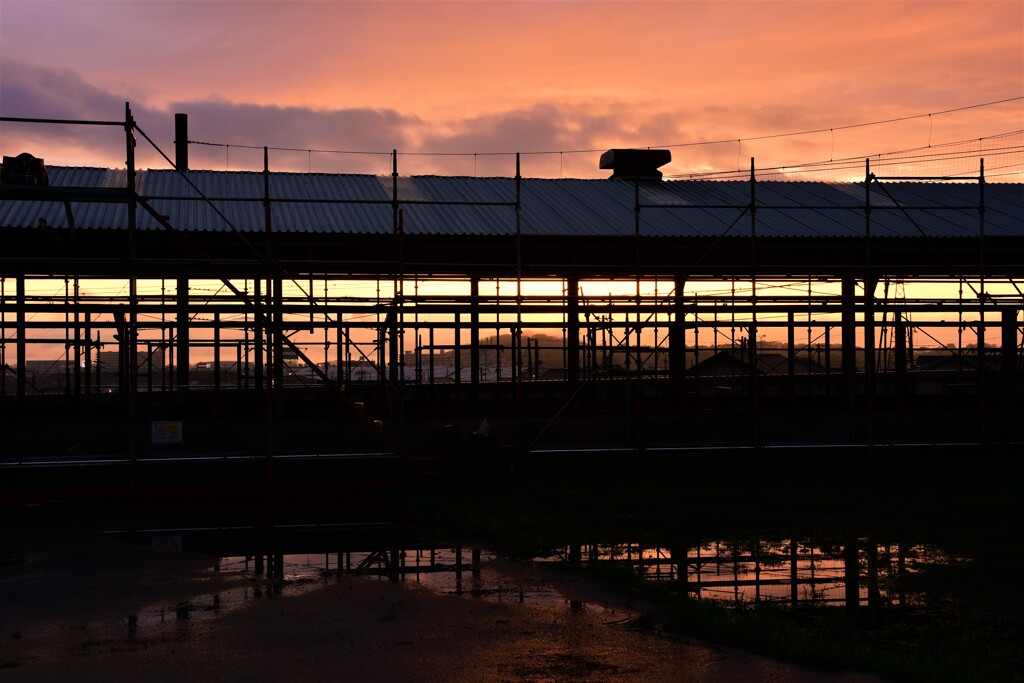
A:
[599, 148, 671, 180]
[1, 153, 49, 186]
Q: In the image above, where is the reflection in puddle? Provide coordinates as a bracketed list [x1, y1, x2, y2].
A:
[91, 523, 961, 650]
[98, 544, 612, 646]
[214, 548, 610, 613]
[535, 540, 954, 609]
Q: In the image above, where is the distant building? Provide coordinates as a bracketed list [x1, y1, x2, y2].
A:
[686, 350, 825, 378]
[914, 352, 1005, 373]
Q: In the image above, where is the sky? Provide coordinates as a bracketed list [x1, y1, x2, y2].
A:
[1, 0, 1022, 179]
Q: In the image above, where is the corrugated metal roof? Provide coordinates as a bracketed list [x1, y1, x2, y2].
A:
[1, 167, 1021, 239]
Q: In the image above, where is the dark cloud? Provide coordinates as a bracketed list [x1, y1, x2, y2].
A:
[171, 100, 420, 174]
[0, 60, 807, 177]
[6, 60, 1008, 180]
[1, 61, 420, 173]
[0, 61, 126, 121]
[409, 103, 807, 178]
[0, 60, 157, 165]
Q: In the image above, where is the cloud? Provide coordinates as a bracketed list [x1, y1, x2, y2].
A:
[169, 100, 422, 174]
[2, 59, 1020, 181]
[0, 61, 421, 173]
[0, 61, 146, 164]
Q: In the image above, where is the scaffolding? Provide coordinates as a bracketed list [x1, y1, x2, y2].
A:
[1, 107, 1022, 461]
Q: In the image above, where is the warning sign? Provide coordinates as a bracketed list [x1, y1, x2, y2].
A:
[151, 421, 183, 444]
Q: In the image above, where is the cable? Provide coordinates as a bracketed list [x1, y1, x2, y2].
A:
[188, 139, 390, 156]
[667, 131, 1023, 177]
[186, 96, 1024, 160]
[666, 136, 1024, 180]
[652, 96, 1024, 150]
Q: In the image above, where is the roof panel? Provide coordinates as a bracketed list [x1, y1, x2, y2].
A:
[1, 167, 1021, 239]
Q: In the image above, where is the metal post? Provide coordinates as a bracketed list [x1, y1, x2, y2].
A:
[978, 159, 988, 436]
[866, 541, 880, 611]
[428, 326, 435, 385]
[787, 310, 796, 396]
[514, 154, 524, 446]
[73, 277, 81, 396]
[84, 313, 92, 396]
[863, 160, 875, 436]
[790, 539, 799, 608]
[844, 538, 860, 618]
[254, 278, 264, 390]
[825, 325, 832, 396]
[454, 313, 462, 387]
[895, 314, 907, 396]
[392, 151, 404, 424]
[749, 159, 759, 441]
[15, 275, 26, 399]
[567, 276, 580, 385]
[336, 320, 344, 386]
[124, 103, 139, 464]
[670, 274, 686, 403]
[1001, 307, 1018, 406]
[213, 311, 221, 393]
[470, 277, 480, 391]
[841, 277, 857, 405]
[176, 277, 189, 394]
[273, 277, 284, 396]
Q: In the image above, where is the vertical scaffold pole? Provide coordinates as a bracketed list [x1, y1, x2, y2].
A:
[15, 275, 26, 400]
[978, 158, 987, 439]
[176, 277, 189, 394]
[125, 102, 138, 464]
[470, 277, 480, 392]
[263, 146, 274, 476]
[515, 153, 523, 455]
[863, 159, 875, 442]
[670, 273, 687, 406]
[390, 151, 401, 425]
[567, 276, 580, 385]
[633, 175, 642, 451]
[749, 158, 759, 444]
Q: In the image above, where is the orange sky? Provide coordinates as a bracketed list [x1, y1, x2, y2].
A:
[1, 1, 1022, 178]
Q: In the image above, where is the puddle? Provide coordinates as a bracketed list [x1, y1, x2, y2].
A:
[3, 524, 966, 660]
[14, 545, 613, 650]
[24, 524, 955, 652]
[533, 540, 955, 608]
[210, 549, 615, 615]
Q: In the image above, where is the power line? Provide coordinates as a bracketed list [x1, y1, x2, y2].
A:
[653, 96, 1024, 150]
[666, 134, 1024, 180]
[668, 129, 1023, 174]
[188, 140, 390, 156]
[186, 96, 1024, 160]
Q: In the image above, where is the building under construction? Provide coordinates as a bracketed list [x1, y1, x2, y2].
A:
[1, 108, 1023, 495]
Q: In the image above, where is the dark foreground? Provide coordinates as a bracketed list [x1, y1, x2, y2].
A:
[1, 448, 1020, 682]
[0, 503, 889, 683]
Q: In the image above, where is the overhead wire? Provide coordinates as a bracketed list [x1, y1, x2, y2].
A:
[674, 146, 1024, 181]
[665, 131, 1024, 180]
[185, 96, 1024, 161]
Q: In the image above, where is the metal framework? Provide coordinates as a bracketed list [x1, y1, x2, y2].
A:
[2, 106, 1022, 462]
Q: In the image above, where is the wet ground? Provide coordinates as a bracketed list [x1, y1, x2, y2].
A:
[0, 504, 890, 682]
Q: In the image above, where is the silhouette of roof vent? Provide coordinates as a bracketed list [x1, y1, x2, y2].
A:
[1, 153, 49, 186]
[599, 148, 671, 180]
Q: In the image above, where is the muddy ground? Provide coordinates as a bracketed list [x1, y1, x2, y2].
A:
[0, 504, 888, 682]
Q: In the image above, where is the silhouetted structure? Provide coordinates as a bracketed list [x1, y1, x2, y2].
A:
[1, 107, 1022, 481]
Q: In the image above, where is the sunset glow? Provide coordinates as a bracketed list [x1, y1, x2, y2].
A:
[1, 1, 1021, 177]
